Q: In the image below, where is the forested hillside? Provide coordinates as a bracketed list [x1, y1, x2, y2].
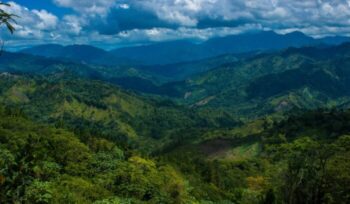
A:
[166, 43, 350, 119]
[160, 109, 350, 203]
[0, 51, 250, 95]
[2, 22, 350, 204]
[0, 73, 240, 153]
[0, 107, 197, 203]
[1, 93, 350, 203]
[3, 0, 350, 203]
[2, 41, 350, 203]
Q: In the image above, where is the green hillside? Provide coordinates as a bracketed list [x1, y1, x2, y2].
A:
[0, 51, 247, 95]
[159, 109, 350, 203]
[0, 106, 199, 203]
[1, 75, 349, 203]
[0, 73, 240, 153]
[167, 44, 350, 119]
[3, 0, 350, 203]
[1, 43, 350, 203]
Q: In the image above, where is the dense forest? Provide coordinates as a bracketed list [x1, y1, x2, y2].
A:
[0, 71, 350, 203]
[1, 2, 350, 203]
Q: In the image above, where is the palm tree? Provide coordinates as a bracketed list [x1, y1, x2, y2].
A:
[0, 2, 17, 33]
[0, 2, 16, 54]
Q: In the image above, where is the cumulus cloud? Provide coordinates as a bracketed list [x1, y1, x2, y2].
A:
[33, 10, 58, 30]
[83, 0, 350, 37]
[3, 0, 350, 49]
[115, 24, 263, 43]
[133, 0, 350, 30]
[0, 2, 86, 49]
[1, 2, 58, 41]
[53, 0, 118, 16]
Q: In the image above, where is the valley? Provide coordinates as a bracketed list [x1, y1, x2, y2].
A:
[1, 5, 350, 202]
[1, 40, 350, 203]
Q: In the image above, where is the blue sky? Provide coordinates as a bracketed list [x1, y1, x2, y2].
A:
[3, 0, 350, 50]
[9, 0, 72, 17]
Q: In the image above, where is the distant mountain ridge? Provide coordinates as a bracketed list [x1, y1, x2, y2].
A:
[20, 44, 110, 64]
[20, 31, 350, 65]
[0, 50, 247, 84]
[158, 42, 350, 119]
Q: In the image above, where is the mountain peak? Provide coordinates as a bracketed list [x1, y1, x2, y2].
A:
[284, 31, 309, 37]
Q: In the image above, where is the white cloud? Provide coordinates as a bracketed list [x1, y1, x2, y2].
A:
[119, 4, 130, 9]
[61, 15, 85, 35]
[2, 2, 58, 39]
[136, 0, 219, 26]
[113, 24, 264, 43]
[132, 0, 350, 30]
[0, 2, 84, 50]
[53, 0, 118, 16]
[32, 10, 58, 30]
[4, 0, 350, 50]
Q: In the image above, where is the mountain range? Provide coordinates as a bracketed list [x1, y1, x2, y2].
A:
[158, 43, 350, 118]
[20, 31, 350, 65]
[5, 41, 350, 121]
[2, 31, 350, 204]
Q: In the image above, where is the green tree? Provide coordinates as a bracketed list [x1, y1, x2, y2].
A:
[0, 2, 17, 33]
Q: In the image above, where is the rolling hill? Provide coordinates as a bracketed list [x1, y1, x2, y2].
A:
[0, 73, 240, 152]
[10, 42, 350, 121]
[162, 43, 350, 119]
[0, 51, 248, 93]
[2, 42, 350, 204]
[4, 1, 350, 203]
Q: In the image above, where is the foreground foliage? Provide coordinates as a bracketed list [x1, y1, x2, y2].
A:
[1, 97, 349, 203]
[0, 107, 196, 203]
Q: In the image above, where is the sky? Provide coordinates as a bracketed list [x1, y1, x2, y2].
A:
[2, 0, 350, 50]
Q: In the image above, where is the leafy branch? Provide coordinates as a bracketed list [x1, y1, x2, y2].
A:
[0, 2, 17, 34]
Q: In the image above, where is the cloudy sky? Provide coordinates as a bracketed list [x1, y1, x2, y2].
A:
[3, 0, 350, 50]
